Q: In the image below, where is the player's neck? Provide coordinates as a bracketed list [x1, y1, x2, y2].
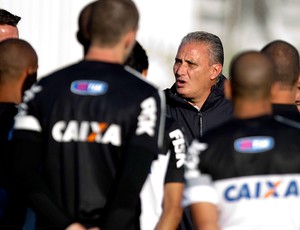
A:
[233, 99, 272, 119]
[85, 46, 124, 64]
[271, 83, 297, 104]
[0, 84, 21, 104]
[271, 91, 297, 105]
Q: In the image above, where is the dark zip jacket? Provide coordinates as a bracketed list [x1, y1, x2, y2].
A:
[164, 75, 233, 230]
[164, 75, 233, 144]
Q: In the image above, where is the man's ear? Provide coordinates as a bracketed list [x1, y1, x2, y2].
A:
[210, 63, 223, 80]
[124, 30, 137, 51]
[270, 81, 281, 101]
[123, 30, 137, 61]
[224, 79, 232, 100]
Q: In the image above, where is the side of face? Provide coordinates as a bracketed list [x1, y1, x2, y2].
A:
[0, 24, 19, 42]
[296, 75, 300, 113]
[173, 42, 220, 101]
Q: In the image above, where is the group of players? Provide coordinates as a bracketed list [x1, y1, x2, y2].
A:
[1, 0, 300, 230]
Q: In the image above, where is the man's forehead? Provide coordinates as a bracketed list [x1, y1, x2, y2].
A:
[177, 43, 209, 58]
[0, 24, 19, 41]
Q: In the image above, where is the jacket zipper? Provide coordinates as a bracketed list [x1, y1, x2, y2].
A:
[197, 110, 203, 138]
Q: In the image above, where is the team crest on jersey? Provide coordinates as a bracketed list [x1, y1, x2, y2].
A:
[70, 80, 108, 95]
[234, 136, 274, 153]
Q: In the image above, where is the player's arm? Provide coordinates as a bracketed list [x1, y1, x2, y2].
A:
[190, 202, 219, 230]
[102, 145, 156, 230]
[183, 140, 219, 230]
[12, 116, 74, 229]
[155, 182, 184, 230]
[155, 120, 186, 230]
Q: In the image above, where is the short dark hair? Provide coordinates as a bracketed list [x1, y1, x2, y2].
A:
[124, 41, 148, 73]
[180, 31, 224, 66]
[0, 9, 21, 26]
[89, 0, 139, 46]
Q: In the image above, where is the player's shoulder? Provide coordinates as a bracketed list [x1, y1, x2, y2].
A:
[34, 64, 77, 92]
[124, 66, 158, 90]
[274, 115, 300, 129]
[203, 118, 235, 141]
[273, 115, 300, 137]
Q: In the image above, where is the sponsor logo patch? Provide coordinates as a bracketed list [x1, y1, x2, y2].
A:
[224, 179, 299, 201]
[169, 129, 186, 168]
[234, 136, 274, 153]
[136, 97, 157, 136]
[71, 80, 108, 95]
[52, 120, 121, 146]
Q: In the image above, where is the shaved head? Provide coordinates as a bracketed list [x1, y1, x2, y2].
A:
[229, 51, 275, 101]
[261, 40, 300, 88]
[0, 38, 38, 84]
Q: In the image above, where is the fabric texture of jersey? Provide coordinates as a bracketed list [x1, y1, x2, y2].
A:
[0, 103, 17, 225]
[0, 103, 17, 188]
[12, 61, 165, 230]
[184, 115, 300, 230]
[0, 103, 28, 230]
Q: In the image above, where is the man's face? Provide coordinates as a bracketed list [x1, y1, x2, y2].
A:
[173, 42, 217, 102]
[0, 24, 19, 42]
[295, 75, 300, 113]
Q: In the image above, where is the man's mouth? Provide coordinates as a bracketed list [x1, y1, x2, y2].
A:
[176, 79, 186, 87]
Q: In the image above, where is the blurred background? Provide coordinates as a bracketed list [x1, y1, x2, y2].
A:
[1, 0, 300, 89]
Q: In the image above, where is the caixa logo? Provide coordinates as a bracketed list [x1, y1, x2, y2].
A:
[52, 120, 121, 146]
[224, 180, 299, 202]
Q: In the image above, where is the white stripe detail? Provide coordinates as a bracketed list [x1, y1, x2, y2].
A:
[14, 115, 42, 132]
[157, 90, 166, 149]
[182, 185, 218, 208]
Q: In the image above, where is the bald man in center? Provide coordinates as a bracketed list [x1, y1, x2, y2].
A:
[183, 51, 300, 230]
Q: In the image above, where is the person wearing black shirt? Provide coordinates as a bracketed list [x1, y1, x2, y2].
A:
[164, 31, 232, 230]
[11, 1, 165, 230]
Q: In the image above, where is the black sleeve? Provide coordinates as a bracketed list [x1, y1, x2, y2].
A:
[12, 131, 73, 230]
[102, 146, 155, 230]
[164, 117, 186, 184]
[165, 148, 185, 184]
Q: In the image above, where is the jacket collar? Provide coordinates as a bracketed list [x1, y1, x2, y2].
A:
[166, 74, 227, 111]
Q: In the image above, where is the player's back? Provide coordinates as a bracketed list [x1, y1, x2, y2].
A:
[15, 60, 163, 223]
[198, 115, 300, 229]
